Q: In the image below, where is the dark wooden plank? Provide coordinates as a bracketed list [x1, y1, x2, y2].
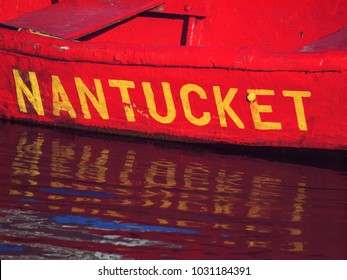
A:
[4, 0, 164, 39]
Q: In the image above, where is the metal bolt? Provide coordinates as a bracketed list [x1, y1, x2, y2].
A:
[184, 4, 192, 12]
[247, 93, 256, 103]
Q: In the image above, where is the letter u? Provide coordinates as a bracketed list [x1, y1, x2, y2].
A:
[142, 82, 176, 124]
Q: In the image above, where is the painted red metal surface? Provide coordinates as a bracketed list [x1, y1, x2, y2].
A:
[0, 0, 347, 150]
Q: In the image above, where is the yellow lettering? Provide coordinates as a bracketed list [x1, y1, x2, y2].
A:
[109, 79, 136, 122]
[75, 77, 109, 119]
[213, 87, 244, 128]
[13, 69, 44, 116]
[247, 89, 282, 130]
[283, 90, 311, 131]
[180, 84, 211, 126]
[142, 82, 176, 124]
[52, 75, 76, 118]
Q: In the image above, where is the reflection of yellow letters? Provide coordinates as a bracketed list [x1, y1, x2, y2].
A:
[13, 69, 44, 116]
[292, 187, 306, 222]
[50, 140, 75, 179]
[11, 132, 44, 186]
[288, 242, 304, 252]
[52, 75, 76, 118]
[283, 90, 311, 131]
[109, 79, 136, 122]
[247, 89, 282, 130]
[184, 163, 209, 190]
[119, 150, 136, 187]
[75, 78, 109, 120]
[213, 87, 244, 128]
[247, 175, 281, 219]
[76, 146, 109, 183]
[143, 82, 176, 124]
[145, 160, 176, 188]
[180, 84, 211, 126]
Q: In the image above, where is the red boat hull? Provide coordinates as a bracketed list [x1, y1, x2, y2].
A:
[1, 0, 346, 150]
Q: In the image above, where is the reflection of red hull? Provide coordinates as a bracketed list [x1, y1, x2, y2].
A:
[0, 123, 346, 259]
[1, 0, 347, 150]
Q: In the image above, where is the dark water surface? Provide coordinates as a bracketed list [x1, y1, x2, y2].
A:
[0, 122, 346, 260]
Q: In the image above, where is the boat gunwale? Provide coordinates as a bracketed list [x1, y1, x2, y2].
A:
[1, 27, 347, 73]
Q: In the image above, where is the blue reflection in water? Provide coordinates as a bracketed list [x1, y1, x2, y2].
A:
[0, 245, 25, 252]
[20, 198, 39, 203]
[53, 215, 199, 234]
[43, 188, 116, 198]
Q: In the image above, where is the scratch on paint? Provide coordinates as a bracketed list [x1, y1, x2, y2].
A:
[53, 45, 70, 52]
[59, 46, 70, 52]
[24, 41, 38, 50]
[136, 110, 150, 119]
[131, 103, 149, 119]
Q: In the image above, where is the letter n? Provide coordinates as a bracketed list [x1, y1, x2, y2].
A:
[13, 69, 44, 116]
[75, 77, 109, 120]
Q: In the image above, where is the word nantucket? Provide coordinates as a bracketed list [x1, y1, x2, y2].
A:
[12, 69, 310, 131]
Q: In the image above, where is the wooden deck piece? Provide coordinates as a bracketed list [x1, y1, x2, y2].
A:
[3, 0, 164, 39]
